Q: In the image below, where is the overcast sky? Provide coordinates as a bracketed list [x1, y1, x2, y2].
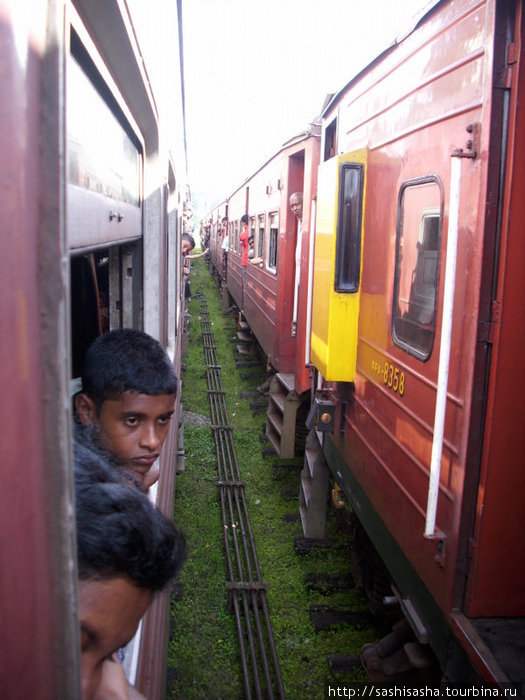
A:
[182, 0, 433, 214]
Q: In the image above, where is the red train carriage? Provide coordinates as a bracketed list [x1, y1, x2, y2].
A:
[216, 127, 321, 457]
[0, 0, 187, 697]
[306, 0, 525, 685]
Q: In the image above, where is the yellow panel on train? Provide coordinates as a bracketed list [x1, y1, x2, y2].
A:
[311, 149, 367, 382]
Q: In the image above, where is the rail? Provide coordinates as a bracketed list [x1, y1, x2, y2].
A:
[199, 299, 286, 699]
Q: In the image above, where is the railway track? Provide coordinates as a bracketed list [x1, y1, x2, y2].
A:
[199, 298, 286, 699]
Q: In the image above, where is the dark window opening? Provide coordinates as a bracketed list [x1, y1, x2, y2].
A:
[324, 119, 337, 161]
[71, 242, 142, 378]
[334, 163, 364, 293]
[70, 251, 109, 378]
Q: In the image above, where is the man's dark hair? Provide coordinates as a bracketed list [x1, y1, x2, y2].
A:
[73, 422, 140, 487]
[182, 233, 196, 250]
[74, 443, 186, 590]
[81, 329, 177, 413]
[240, 214, 249, 225]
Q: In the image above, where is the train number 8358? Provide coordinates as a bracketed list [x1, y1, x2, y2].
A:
[371, 360, 405, 396]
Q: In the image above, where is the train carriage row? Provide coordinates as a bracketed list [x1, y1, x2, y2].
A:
[207, 0, 524, 687]
[1, 0, 188, 697]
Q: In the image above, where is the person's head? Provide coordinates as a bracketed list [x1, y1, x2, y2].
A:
[241, 214, 249, 226]
[182, 233, 196, 255]
[289, 192, 303, 221]
[74, 329, 177, 486]
[74, 444, 186, 699]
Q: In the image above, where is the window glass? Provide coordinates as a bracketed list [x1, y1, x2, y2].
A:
[258, 215, 265, 258]
[67, 56, 140, 206]
[334, 163, 364, 292]
[392, 177, 442, 360]
[268, 212, 279, 269]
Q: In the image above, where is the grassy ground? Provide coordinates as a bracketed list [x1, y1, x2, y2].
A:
[167, 259, 383, 699]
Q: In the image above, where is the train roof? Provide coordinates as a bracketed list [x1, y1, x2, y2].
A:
[321, 0, 442, 118]
[212, 122, 321, 208]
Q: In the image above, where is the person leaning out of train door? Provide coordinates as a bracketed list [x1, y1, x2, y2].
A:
[240, 214, 249, 312]
[289, 192, 303, 336]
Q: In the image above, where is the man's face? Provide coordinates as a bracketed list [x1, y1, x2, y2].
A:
[289, 194, 303, 220]
[79, 576, 152, 699]
[182, 239, 194, 255]
[76, 391, 175, 485]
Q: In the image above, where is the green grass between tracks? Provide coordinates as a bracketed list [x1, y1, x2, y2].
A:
[167, 259, 377, 699]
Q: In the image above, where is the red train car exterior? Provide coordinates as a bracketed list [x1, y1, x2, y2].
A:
[222, 129, 320, 391]
[307, 0, 525, 685]
[207, 129, 321, 457]
[0, 0, 187, 697]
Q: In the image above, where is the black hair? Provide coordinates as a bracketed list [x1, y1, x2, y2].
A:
[182, 232, 196, 250]
[81, 328, 177, 413]
[74, 442, 186, 590]
[73, 422, 141, 487]
[240, 214, 249, 225]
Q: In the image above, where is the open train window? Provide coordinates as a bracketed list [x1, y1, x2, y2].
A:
[268, 212, 279, 271]
[324, 118, 337, 161]
[257, 214, 265, 258]
[392, 176, 443, 361]
[70, 242, 143, 379]
[334, 163, 364, 292]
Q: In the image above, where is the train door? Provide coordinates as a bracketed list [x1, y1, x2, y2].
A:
[460, 0, 525, 619]
[277, 150, 305, 368]
[310, 149, 367, 383]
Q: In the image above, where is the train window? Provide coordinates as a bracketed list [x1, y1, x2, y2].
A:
[258, 214, 265, 258]
[70, 243, 143, 378]
[268, 212, 279, 270]
[67, 31, 143, 252]
[68, 55, 140, 206]
[334, 163, 364, 293]
[392, 177, 443, 361]
[324, 118, 337, 161]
